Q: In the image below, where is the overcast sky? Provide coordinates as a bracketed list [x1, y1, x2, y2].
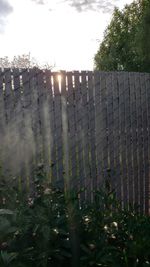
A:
[0, 0, 133, 70]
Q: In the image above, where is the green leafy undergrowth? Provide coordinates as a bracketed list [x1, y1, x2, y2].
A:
[80, 187, 150, 267]
[0, 171, 150, 267]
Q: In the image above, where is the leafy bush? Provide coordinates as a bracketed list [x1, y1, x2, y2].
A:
[0, 170, 150, 267]
[80, 186, 150, 267]
[0, 167, 71, 267]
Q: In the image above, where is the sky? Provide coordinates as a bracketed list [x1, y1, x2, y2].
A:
[0, 0, 133, 70]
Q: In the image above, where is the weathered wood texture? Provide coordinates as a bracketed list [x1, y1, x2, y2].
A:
[0, 69, 150, 212]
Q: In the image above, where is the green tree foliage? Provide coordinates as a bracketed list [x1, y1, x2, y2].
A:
[94, 0, 150, 72]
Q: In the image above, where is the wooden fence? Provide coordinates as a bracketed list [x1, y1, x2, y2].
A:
[0, 69, 150, 213]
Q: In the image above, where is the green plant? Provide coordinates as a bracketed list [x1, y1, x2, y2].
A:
[1, 170, 150, 267]
[0, 167, 71, 267]
[94, 0, 150, 72]
[79, 183, 150, 267]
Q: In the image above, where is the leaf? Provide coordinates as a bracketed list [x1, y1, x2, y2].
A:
[94, 0, 150, 73]
[60, 249, 72, 258]
[80, 244, 91, 254]
[0, 209, 14, 215]
[58, 229, 68, 236]
[1, 251, 18, 265]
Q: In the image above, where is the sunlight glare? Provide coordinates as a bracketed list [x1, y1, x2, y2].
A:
[57, 74, 62, 83]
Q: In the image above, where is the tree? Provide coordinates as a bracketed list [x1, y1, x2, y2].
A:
[0, 53, 54, 69]
[94, 0, 150, 72]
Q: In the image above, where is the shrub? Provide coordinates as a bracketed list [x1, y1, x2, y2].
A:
[0, 171, 150, 267]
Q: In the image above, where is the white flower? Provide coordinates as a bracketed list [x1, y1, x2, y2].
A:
[44, 188, 52, 195]
[112, 222, 118, 227]
[53, 228, 59, 234]
[28, 198, 34, 206]
[104, 225, 108, 231]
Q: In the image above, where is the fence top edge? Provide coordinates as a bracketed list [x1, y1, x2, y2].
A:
[0, 68, 150, 76]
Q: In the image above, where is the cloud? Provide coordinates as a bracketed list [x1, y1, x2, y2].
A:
[0, 0, 13, 16]
[30, 0, 118, 13]
[30, 0, 53, 11]
[0, 0, 13, 33]
[31, 0, 46, 5]
[63, 0, 118, 13]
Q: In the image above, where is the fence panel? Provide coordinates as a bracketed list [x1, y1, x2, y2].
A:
[0, 69, 150, 212]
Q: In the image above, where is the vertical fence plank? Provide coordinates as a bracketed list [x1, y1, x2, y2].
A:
[81, 71, 90, 199]
[100, 72, 109, 181]
[36, 70, 52, 178]
[53, 72, 64, 188]
[45, 70, 57, 183]
[112, 73, 121, 201]
[145, 73, 150, 214]
[61, 72, 70, 190]
[140, 73, 149, 213]
[3, 68, 16, 177]
[22, 69, 36, 190]
[87, 71, 97, 201]
[67, 72, 77, 189]
[74, 71, 85, 200]
[118, 72, 128, 207]
[106, 72, 115, 189]
[13, 68, 24, 188]
[130, 73, 139, 208]
[124, 72, 133, 206]
[0, 69, 5, 132]
[135, 74, 144, 213]
[94, 71, 101, 188]
[0, 70, 6, 174]
[4, 68, 14, 122]
[29, 69, 43, 170]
